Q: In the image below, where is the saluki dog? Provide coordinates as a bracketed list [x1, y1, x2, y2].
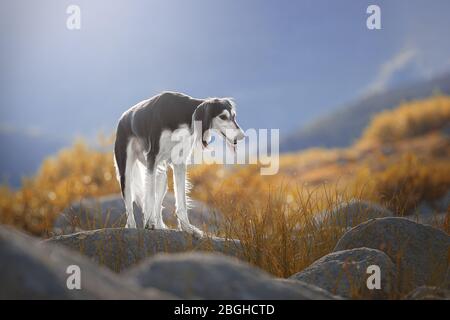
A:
[114, 91, 245, 236]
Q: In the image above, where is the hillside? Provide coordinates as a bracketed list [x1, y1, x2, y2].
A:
[281, 72, 450, 152]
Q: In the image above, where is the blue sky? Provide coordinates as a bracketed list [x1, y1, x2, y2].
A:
[1, 0, 450, 142]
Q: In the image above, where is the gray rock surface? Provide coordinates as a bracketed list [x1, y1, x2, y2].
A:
[126, 252, 342, 299]
[314, 199, 393, 230]
[0, 225, 174, 299]
[334, 217, 450, 292]
[45, 228, 242, 272]
[405, 286, 450, 300]
[410, 191, 449, 225]
[290, 248, 397, 299]
[403, 211, 448, 227]
[53, 193, 220, 234]
[435, 191, 450, 212]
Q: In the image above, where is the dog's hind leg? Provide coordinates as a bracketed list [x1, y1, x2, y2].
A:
[153, 164, 168, 229]
[130, 159, 144, 219]
[124, 141, 138, 228]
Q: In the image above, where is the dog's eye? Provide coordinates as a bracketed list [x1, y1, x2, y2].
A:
[219, 115, 228, 120]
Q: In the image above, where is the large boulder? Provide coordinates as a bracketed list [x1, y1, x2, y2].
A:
[334, 217, 450, 292]
[290, 248, 398, 299]
[0, 225, 174, 299]
[53, 193, 220, 235]
[125, 252, 341, 299]
[314, 199, 393, 230]
[45, 228, 242, 272]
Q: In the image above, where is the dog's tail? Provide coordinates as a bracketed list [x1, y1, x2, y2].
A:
[114, 122, 128, 198]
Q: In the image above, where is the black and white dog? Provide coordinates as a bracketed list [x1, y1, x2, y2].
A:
[114, 91, 245, 236]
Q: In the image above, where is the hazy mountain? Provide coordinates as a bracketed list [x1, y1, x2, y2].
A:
[280, 72, 450, 152]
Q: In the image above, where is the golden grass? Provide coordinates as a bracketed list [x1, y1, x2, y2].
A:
[208, 183, 352, 278]
[353, 153, 450, 216]
[0, 140, 119, 236]
[360, 95, 450, 145]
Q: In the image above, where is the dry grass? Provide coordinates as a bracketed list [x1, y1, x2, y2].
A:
[209, 183, 352, 278]
[360, 95, 450, 145]
[353, 154, 450, 216]
[0, 140, 119, 236]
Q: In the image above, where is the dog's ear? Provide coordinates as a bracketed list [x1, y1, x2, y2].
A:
[194, 102, 213, 148]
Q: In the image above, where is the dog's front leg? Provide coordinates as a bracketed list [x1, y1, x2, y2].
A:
[173, 163, 203, 237]
[143, 169, 156, 229]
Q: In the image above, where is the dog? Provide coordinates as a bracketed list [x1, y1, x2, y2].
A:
[114, 91, 245, 236]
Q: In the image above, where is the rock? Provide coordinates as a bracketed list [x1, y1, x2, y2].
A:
[0, 225, 174, 299]
[290, 248, 397, 299]
[440, 123, 450, 138]
[447, 270, 450, 289]
[400, 191, 449, 226]
[415, 201, 435, 215]
[314, 199, 393, 230]
[45, 228, 242, 272]
[53, 193, 220, 235]
[125, 252, 341, 299]
[404, 210, 448, 227]
[405, 286, 450, 300]
[334, 217, 450, 292]
[53, 194, 127, 234]
[433, 190, 450, 213]
[381, 146, 395, 156]
[409, 191, 449, 225]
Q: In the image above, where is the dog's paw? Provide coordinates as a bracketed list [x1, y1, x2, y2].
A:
[145, 220, 168, 230]
[154, 221, 168, 230]
[179, 220, 204, 238]
[144, 221, 156, 230]
[190, 226, 204, 239]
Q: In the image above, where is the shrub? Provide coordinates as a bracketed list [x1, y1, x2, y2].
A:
[359, 154, 450, 215]
[0, 140, 119, 235]
[360, 95, 450, 145]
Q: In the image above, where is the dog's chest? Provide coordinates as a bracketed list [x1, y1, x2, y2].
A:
[156, 126, 194, 163]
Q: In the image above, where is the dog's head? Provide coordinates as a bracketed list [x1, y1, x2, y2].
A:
[194, 98, 245, 149]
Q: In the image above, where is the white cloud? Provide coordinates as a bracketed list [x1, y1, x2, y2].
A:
[364, 48, 417, 95]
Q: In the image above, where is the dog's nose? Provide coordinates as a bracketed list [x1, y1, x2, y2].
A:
[235, 128, 245, 141]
